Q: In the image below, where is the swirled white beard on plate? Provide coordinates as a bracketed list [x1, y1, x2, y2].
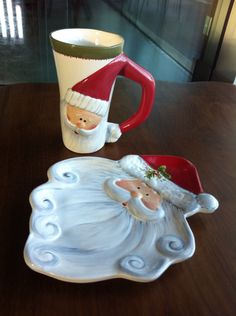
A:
[25, 156, 198, 281]
[53, 161, 135, 251]
[54, 168, 168, 251]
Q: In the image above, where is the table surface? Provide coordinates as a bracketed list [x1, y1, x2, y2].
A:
[0, 79, 235, 316]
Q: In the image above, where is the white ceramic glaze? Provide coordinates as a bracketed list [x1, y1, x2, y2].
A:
[51, 29, 123, 154]
[53, 51, 114, 99]
[52, 37, 118, 154]
[60, 83, 120, 153]
[51, 29, 155, 154]
[24, 155, 218, 283]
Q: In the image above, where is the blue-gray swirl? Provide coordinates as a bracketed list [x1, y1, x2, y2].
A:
[31, 246, 59, 267]
[54, 171, 78, 183]
[31, 194, 54, 211]
[39, 198, 54, 210]
[62, 172, 78, 182]
[30, 187, 56, 211]
[31, 216, 61, 240]
[120, 255, 146, 275]
[156, 235, 185, 257]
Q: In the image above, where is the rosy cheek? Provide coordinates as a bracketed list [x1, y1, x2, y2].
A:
[89, 124, 97, 130]
[142, 198, 157, 211]
[142, 194, 161, 211]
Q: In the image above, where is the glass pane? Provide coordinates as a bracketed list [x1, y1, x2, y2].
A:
[212, 0, 236, 82]
[0, 0, 222, 83]
[114, 0, 218, 72]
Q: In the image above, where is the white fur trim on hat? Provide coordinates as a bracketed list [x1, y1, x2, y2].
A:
[119, 155, 219, 216]
[64, 88, 109, 117]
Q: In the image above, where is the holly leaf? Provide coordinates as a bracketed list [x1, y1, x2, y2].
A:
[145, 165, 171, 180]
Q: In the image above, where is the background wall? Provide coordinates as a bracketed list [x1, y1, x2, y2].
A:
[212, 1, 236, 82]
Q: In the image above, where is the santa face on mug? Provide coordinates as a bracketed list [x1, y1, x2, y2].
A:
[66, 104, 101, 131]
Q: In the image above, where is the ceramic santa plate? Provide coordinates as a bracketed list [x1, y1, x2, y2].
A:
[24, 155, 219, 283]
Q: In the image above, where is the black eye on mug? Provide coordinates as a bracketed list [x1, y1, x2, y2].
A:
[146, 193, 149, 196]
[84, 120, 87, 122]
[137, 186, 140, 189]
[79, 118, 83, 121]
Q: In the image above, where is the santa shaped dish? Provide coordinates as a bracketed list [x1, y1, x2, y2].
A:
[24, 155, 219, 283]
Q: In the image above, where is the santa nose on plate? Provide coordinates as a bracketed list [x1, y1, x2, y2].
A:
[131, 191, 142, 198]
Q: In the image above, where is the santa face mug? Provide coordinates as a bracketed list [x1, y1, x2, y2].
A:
[50, 28, 155, 154]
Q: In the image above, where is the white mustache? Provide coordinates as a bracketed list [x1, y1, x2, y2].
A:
[127, 197, 165, 221]
[104, 178, 165, 222]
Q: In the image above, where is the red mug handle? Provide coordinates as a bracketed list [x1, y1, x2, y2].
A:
[69, 53, 155, 133]
[118, 54, 155, 133]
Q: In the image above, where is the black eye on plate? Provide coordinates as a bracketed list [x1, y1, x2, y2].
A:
[137, 186, 140, 189]
[84, 120, 87, 122]
[146, 193, 149, 196]
[79, 118, 83, 121]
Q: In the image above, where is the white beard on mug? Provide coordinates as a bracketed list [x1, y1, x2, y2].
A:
[61, 106, 108, 153]
[61, 102, 121, 153]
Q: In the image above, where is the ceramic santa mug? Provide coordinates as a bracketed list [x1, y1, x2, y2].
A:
[50, 28, 155, 154]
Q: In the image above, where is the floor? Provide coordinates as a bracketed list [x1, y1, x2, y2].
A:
[0, 0, 212, 84]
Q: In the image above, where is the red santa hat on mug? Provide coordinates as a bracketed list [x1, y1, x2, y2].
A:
[64, 54, 126, 117]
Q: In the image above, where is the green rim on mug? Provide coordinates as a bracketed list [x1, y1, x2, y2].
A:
[50, 28, 124, 59]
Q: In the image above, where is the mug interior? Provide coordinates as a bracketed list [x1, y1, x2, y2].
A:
[50, 29, 124, 59]
[51, 29, 124, 48]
